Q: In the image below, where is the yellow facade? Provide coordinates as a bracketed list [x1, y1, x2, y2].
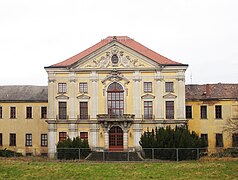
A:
[0, 101, 48, 155]
[44, 36, 188, 158]
[1, 37, 237, 158]
[186, 99, 238, 149]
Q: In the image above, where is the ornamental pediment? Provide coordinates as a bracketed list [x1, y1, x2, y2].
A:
[83, 46, 146, 68]
[101, 70, 130, 85]
[70, 43, 159, 71]
[77, 94, 90, 100]
[141, 94, 155, 99]
[163, 93, 177, 99]
[55, 94, 69, 100]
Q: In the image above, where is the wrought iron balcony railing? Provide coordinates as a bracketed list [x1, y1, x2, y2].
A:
[77, 115, 90, 120]
[56, 115, 69, 121]
[142, 114, 155, 120]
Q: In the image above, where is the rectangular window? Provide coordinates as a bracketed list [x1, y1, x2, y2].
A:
[0, 133, 2, 146]
[166, 101, 174, 119]
[144, 82, 152, 93]
[165, 82, 174, 92]
[80, 102, 88, 119]
[59, 132, 67, 142]
[215, 105, 222, 119]
[201, 134, 208, 147]
[10, 107, 16, 119]
[26, 107, 32, 119]
[41, 107, 47, 119]
[80, 132, 88, 140]
[58, 102, 67, 119]
[41, 134, 48, 147]
[232, 133, 238, 147]
[144, 101, 153, 119]
[58, 83, 67, 93]
[0, 107, 2, 118]
[216, 133, 223, 147]
[79, 82, 88, 93]
[10, 133, 16, 146]
[200, 106, 207, 119]
[25, 134, 32, 147]
[186, 106, 192, 119]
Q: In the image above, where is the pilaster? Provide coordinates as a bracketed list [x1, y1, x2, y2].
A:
[133, 124, 142, 150]
[123, 132, 128, 149]
[68, 123, 77, 139]
[69, 72, 77, 119]
[176, 70, 186, 119]
[89, 124, 99, 150]
[155, 71, 164, 119]
[48, 72, 56, 119]
[133, 71, 141, 119]
[90, 71, 99, 119]
[48, 123, 57, 159]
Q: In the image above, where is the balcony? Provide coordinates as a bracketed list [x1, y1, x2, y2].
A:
[142, 115, 155, 120]
[77, 115, 90, 120]
[97, 114, 135, 122]
[56, 115, 69, 121]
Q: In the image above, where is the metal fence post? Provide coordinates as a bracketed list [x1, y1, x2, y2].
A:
[197, 148, 199, 160]
[127, 151, 129, 161]
[176, 148, 179, 162]
[152, 148, 154, 160]
[79, 148, 81, 160]
[103, 150, 105, 161]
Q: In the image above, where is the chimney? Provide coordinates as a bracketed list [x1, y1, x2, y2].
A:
[206, 84, 210, 97]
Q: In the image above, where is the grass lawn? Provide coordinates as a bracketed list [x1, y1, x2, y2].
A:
[0, 158, 238, 179]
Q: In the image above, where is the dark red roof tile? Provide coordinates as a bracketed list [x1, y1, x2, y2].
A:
[186, 83, 238, 100]
[50, 36, 183, 67]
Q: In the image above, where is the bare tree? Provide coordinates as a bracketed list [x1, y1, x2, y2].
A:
[223, 118, 238, 134]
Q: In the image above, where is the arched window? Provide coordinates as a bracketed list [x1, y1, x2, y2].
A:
[107, 82, 124, 116]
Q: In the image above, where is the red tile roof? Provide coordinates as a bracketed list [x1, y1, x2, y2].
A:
[49, 36, 184, 67]
[186, 83, 238, 100]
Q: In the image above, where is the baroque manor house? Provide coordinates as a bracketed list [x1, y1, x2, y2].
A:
[0, 36, 237, 157]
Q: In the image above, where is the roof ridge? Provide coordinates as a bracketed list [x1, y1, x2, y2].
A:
[126, 38, 181, 64]
[47, 36, 184, 67]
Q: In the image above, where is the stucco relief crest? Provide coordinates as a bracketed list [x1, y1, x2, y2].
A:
[101, 70, 130, 85]
[85, 47, 145, 68]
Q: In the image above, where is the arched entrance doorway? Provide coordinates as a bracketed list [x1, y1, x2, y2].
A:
[109, 126, 123, 151]
[107, 82, 124, 117]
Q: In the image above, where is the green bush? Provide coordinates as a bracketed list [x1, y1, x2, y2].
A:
[57, 137, 91, 160]
[0, 148, 22, 157]
[139, 126, 207, 160]
[211, 148, 238, 157]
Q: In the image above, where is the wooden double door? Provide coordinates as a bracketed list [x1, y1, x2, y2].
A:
[109, 126, 123, 151]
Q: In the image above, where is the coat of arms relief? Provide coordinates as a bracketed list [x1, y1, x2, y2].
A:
[84, 47, 145, 68]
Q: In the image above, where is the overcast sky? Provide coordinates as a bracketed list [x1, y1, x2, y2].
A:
[0, 0, 237, 85]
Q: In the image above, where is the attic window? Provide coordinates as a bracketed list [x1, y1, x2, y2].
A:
[111, 54, 118, 64]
